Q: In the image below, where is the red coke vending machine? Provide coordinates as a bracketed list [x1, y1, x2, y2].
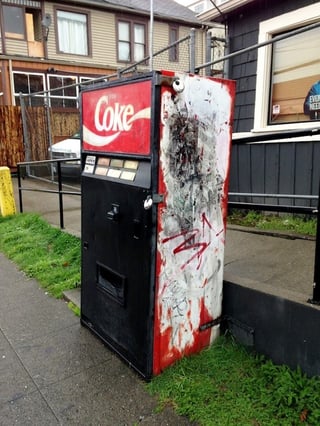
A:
[80, 71, 235, 379]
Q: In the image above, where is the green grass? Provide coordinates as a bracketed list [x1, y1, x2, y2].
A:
[0, 212, 80, 298]
[228, 210, 317, 237]
[147, 334, 320, 425]
[2, 212, 320, 425]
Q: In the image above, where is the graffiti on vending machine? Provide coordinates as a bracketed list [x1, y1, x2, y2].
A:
[155, 73, 233, 366]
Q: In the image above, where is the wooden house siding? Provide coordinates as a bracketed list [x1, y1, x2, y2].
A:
[5, 39, 29, 57]
[43, 3, 199, 72]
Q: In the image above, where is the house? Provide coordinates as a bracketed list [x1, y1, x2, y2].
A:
[0, 0, 204, 108]
[199, 0, 320, 209]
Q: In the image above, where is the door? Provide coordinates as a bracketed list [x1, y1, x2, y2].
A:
[81, 159, 155, 378]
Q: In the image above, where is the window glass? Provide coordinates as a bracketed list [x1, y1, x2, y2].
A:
[57, 10, 88, 55]
[118, 22, 130, 61]
[254, 4, 320, 131]
[3, 6, 25, 39]
[169, 27, 178, 62]
[269, 26, 320, 124]
[134, 24, 145, 61]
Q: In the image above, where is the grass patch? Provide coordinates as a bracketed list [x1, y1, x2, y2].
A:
[147, 335, 320, 426]
[0, 213, 80, 298]
[228, 211, 317, 237]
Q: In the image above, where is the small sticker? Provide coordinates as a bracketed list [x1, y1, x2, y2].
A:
[272, 104, 280, 114]
[110, 159, 124, 168]
[120, 170, 136, 181]
[124, 160, 139, 170]
[107, 169, 122, 178]
[95, 166, 108, 176]
[85, 155, 96, 166]
[84, 164, 95, 174]
[97, 157, 110, 166]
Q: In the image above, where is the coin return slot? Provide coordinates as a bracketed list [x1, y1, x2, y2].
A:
[96, 263, 126, 306]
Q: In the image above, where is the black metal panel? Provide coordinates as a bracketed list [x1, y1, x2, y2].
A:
[278, 143, 295, 206]
[81, 175, 155, 378]
[229, 139, 320, 210]
[294, 142, 313, 207]
[250, 144, 265, 204]
[264, 143, 280, 206]
[223, 281, 320, 377]
[237, 144, 252, 202]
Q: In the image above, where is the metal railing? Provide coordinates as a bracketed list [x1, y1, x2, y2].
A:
[17, 158, 81, 230]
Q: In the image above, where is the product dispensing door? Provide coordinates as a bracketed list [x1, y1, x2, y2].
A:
[80, 71, 235, 379]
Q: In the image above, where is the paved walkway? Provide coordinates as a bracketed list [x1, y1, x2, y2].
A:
[0, 253, 194, 425]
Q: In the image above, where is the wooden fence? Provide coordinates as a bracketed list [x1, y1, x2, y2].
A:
[0, 106, 79, 171]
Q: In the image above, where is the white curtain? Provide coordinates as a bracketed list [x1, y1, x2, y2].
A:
[57, 10, 88, 56]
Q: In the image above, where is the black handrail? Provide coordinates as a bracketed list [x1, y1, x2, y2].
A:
[17, 158, 81, 229]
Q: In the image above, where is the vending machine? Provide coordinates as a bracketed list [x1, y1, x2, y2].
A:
[80, 71, 235, 379]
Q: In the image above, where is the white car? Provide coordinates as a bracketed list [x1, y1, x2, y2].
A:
[49, 132, 81, 177]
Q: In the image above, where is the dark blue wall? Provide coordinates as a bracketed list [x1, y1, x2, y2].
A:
[225, 0, 320, 203]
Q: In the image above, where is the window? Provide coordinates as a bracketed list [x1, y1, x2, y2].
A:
[47, 75, 78, 108]
[3, 5, 25, 39]
[12, 71, 96, 108]
[13, 72, 45, 106]
[56, 10, 89, 56]
[169, 26, 179, 62]
[254, 3, 320, 131]
[117, 19, 146, 63]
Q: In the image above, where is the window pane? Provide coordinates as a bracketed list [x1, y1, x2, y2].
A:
[57, 10, 88, 55]
[169, 27, 178, 62]
[269, 26, 320, 124]
[119, 22, 130, 41]
[3, 6, 24, 39]
[29, 75, 44, 93]
[134, 44, 145, 62]
[63, 77, 77, 97]
[134, 24, 145, 43]
[118, 41, 130, 61]
[49, 76, 63, 96]
[13, 73, 29, 94]
[134, 24, 145, 61]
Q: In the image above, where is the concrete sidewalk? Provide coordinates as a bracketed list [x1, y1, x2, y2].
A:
[0, 253, 193, 425]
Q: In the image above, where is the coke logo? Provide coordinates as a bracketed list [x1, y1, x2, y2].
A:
[95, 96, 134, 132]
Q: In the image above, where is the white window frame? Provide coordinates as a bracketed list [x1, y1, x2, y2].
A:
[253, 3, 320, 133]
[47, 74, 79, 108]
[12, 71, 45, 106]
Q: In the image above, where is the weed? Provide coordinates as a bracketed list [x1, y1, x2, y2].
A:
[68, 301, 81, 317]
[228, 210, 317, 237]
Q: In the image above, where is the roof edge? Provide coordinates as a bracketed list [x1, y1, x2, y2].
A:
[198, 0, 255, 22]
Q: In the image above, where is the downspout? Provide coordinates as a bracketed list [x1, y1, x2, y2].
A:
[9, 59, 15, 106]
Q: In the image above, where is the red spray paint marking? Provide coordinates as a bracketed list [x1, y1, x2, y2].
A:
[161, 212, 216, 270]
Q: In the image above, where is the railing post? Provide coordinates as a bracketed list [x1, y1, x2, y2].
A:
[189, 28, 196, 74]
[309, 179, 320, 304]
[17, 164, 23, 213]
[205, 31, 212, 77]
[57, 161, 64, 229]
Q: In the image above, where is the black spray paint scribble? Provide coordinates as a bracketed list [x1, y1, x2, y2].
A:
[163, 92, 224, 233]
